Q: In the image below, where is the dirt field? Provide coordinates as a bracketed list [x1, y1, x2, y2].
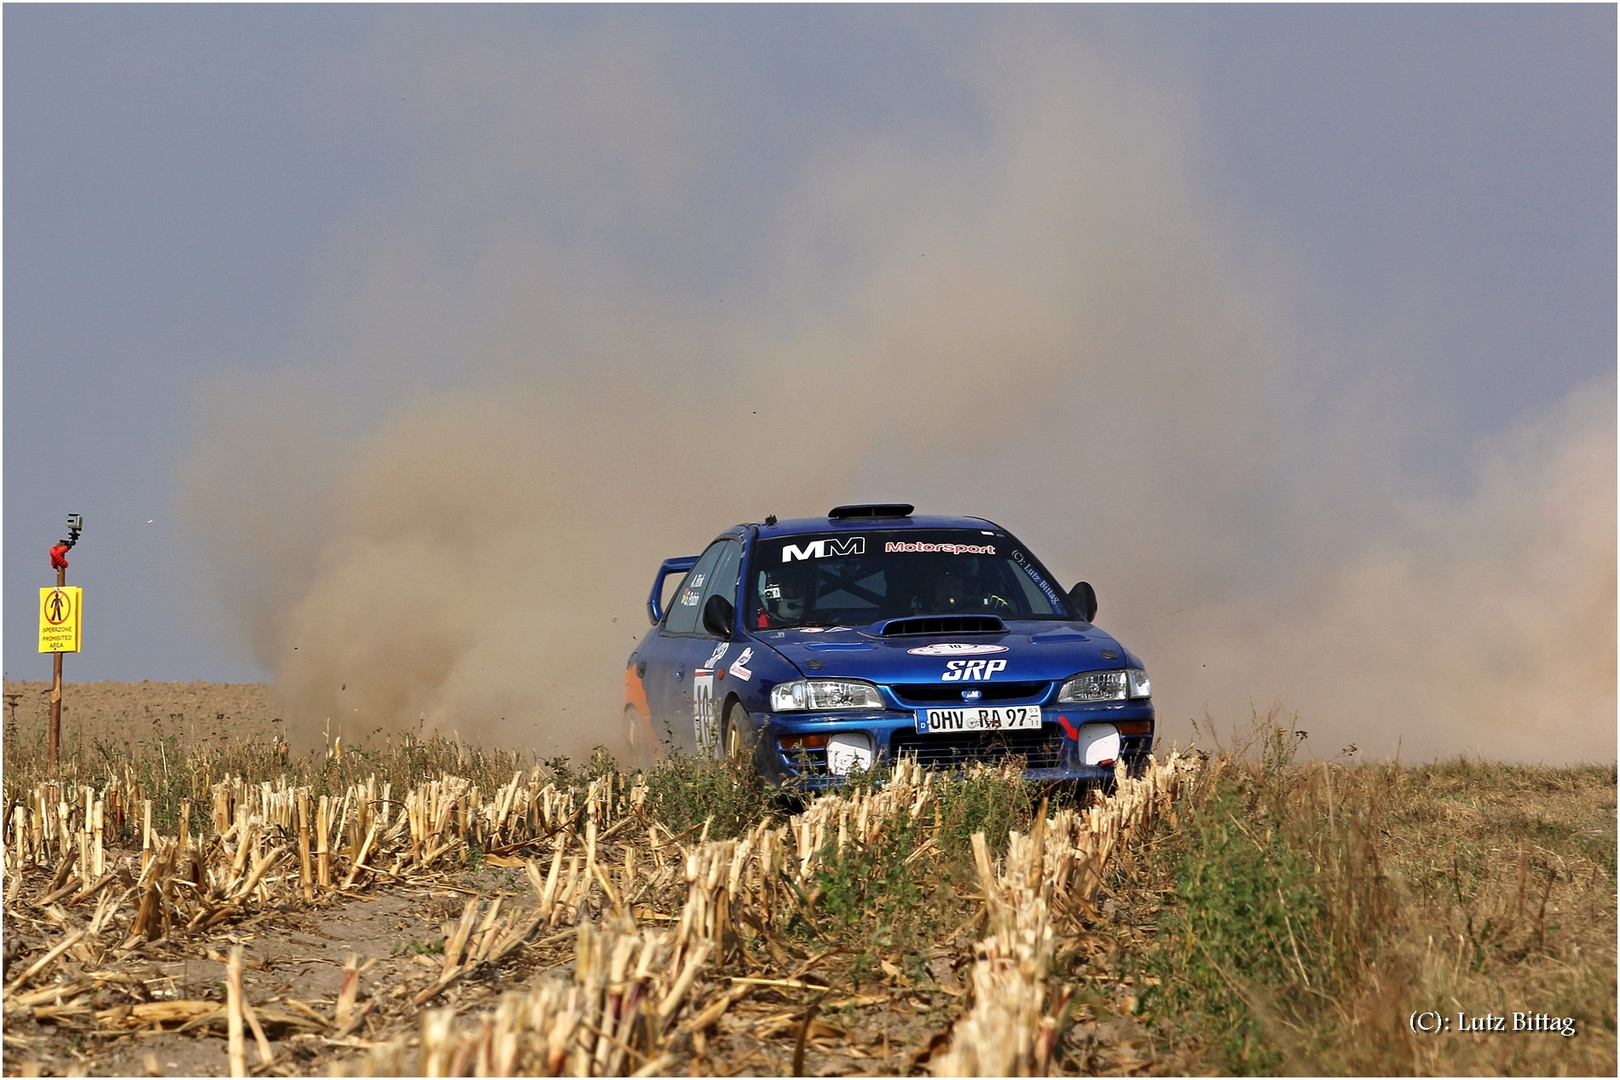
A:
[4, 681, 282, 761]
[6, 887, 501, 1077]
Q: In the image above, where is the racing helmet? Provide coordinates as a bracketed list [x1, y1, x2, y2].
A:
[933, 564, 981, 608]
[759, 567, 809, 621]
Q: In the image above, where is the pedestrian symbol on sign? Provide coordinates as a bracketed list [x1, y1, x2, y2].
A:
[39, 587, 82, 653]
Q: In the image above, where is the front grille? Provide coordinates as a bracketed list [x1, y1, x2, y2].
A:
[890, 682, 1050, 705]
[878, 615, 1006, 636]
[890, 725, 1066, 770]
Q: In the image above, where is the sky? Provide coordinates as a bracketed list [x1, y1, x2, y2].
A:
[4, 5, 1614, 762]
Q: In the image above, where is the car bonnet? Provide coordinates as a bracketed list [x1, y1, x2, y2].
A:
[754, 622, 1128, 684]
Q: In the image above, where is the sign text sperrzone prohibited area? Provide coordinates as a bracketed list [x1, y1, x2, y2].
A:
[38, 586, 82, 653]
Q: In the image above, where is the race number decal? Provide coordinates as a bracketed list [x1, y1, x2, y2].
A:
[693, 669, 719, 754]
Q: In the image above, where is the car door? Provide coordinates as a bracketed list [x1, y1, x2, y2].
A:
[643, 542, 726, 751]
[687, 539, 744, 756]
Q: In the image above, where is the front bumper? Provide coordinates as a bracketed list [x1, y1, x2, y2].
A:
[755, 700, 1155, 787]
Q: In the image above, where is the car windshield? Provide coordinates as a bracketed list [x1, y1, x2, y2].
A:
[748, 530, 1071, 629]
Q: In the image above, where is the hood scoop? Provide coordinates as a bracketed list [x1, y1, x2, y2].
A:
[877, 615, 1007, 637]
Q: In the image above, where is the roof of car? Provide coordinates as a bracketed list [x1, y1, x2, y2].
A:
[753, 512, 1000, 540]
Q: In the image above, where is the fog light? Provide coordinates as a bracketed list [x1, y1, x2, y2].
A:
[826, 733, 874, 775]
[1077, 723, 1121, 767]
[778, 734, 830, 752]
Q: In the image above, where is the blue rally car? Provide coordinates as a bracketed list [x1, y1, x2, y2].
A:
[623, 504, 1153, 785]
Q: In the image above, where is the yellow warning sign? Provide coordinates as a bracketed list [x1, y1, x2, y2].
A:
[39, 587, 81, 653]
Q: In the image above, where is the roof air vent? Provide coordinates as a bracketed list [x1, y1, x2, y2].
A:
[828, 503, 914, 520]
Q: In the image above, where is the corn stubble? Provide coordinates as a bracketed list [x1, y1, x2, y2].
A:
[2, 719, 1611, 1076]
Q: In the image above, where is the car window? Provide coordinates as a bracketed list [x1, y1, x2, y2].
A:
[663, 542, 725, 635]
[1010, 567, 1055, 614]
[749, 530, 1069, 627]
[659, 574, 686, 616]
[698, 540, 743, 630]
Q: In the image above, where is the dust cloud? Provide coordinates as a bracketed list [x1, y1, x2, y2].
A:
[179, 21, 1614, 762]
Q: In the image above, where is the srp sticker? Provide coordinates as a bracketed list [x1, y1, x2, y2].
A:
[941, 659, 1007, 681]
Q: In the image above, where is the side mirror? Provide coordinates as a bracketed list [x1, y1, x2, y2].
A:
[1068, 581, 1098, 623]
[702, 595, 735, 639]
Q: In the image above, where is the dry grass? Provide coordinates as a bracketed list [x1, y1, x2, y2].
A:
[1134, 712, 1616, 1076]
[1326, 759, 1616, 1075]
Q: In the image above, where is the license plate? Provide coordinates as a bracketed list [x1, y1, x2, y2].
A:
[914, 706, 1045, 733]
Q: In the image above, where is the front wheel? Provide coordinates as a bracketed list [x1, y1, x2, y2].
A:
[722, 700, 757, 772]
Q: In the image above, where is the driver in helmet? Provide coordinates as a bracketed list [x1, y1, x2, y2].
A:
[933, 568, 980, 610]
[757, 567, 811, 628]
[932, 560, 1012, 613]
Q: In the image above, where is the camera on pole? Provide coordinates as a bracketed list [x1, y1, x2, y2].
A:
[43, 512, 83, 770]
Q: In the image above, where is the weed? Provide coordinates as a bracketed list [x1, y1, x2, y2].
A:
[1145, 779, 1340, 1072]
[930, 761, 1037, 857]
[1137, 738, 1615, 1076]
[812, 807, 928, 945]
[585, 746, 619, 782]
[639, 752, 774, 840]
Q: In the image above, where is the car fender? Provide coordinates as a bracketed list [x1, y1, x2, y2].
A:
[715, 638, 783, 709]
[623, 661, 650, 721]
[727, 636, 797, 691]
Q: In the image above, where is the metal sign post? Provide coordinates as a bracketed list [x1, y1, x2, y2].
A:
[42, 514, 83, 770]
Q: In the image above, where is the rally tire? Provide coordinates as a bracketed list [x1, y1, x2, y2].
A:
[624, 705, 651, 768]
[722, 700, 756, 771]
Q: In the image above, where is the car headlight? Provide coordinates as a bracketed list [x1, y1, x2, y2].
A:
[1057, 668, 1151, 702]
[770, 679, 884, 712]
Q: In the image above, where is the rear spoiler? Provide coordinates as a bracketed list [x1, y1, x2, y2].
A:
[647, 556, 700, 625]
